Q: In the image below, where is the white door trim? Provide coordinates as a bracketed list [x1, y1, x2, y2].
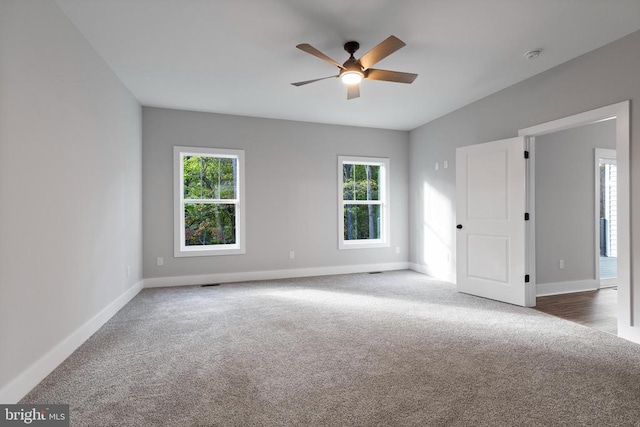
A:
[518, 100, 636, 343]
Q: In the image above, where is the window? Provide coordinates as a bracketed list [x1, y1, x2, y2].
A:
[174, 146, 245, 257]
[338, 156, 390, 249]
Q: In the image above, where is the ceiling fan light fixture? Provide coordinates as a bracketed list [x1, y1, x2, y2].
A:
[292, 36, 418, 99]
[341, 70, 363, 85]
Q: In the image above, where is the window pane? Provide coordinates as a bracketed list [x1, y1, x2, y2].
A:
[184, 156, 237, 200]
[185, 204, 236, 246]
[342, 163, 380, 201]
[343, 163, 355, 200]
[343, 204, 381, 240]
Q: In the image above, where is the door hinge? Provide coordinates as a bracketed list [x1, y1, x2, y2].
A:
[524, 212, 530, 221]
[524, 150, 530, 159]
[525, 274, 530, 283]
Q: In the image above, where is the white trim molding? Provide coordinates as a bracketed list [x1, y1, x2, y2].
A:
[0, 281, 144, 404]
[143, 263, 410, 288]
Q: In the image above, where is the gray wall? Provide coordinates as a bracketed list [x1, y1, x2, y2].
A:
[0, 1, 142, 396]
[142, 108, 409, 279]
[535, 121, 615, 285]
[409, 28, 640, 296]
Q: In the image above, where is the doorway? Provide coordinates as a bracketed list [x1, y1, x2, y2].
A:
[532, 120, 615, 296]
[518, 100, 637, 343]
[596, 148, 617, 288]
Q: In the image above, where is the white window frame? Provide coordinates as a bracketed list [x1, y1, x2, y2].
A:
[174, 146, 245, 257]
[338, 156, 390, 249]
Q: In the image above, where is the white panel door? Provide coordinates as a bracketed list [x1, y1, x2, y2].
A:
[456, 137, 533, 307]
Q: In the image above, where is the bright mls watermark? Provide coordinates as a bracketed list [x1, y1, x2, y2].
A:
[0, 405, 68, 426]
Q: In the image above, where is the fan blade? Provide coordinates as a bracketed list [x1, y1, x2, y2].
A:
[291, 75, 339, 86]
[347, 84, 360, 100]
[296, 44, 346, 69]
[359, 35, 406, 70]
[366, 69, 417, 84]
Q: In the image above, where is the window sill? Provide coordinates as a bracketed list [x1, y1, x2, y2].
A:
[174, 245, 245, 257]
[339, 240, 389, 250]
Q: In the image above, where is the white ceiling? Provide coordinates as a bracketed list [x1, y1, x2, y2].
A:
[55, 0, 640, 131]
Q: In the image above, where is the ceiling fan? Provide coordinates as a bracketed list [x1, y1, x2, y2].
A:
[291, 35, 418, 100]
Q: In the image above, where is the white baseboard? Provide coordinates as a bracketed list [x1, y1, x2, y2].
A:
[408, 262, 456, 284]
[618, 324, 640, 345]
[0, 280, 144, 404]
[143, 262, 410, 288]
[536, 279, 599, 297]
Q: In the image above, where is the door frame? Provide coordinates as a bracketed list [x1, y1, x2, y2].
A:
[518, 100, 636, 343]
[595, 148, 617, 288]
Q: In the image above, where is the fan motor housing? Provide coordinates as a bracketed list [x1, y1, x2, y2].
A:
[342, 57, 362, 72]
[342, 41, 364, 77]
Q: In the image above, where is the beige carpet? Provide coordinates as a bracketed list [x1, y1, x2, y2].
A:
[21, 271, 640, 426]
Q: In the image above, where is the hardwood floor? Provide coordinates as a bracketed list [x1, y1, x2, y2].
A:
[534, 287, 617, 335]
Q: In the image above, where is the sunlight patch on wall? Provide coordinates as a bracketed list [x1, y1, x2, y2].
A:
[422, 181, 454, 280]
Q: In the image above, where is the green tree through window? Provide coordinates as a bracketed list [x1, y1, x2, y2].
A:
[343, 163, 380, 240]
[183, 156, 237, 246]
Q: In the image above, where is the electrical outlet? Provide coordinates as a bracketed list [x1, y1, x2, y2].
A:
[435, 162, 439, 170]
[126, 266, 131, 277]
[559, 259, 564, 270]
[289, 251, 295, 259]
[395, 247, 400, 254]
[444, 160, 449, 169]
[157, 257, 164, 266]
